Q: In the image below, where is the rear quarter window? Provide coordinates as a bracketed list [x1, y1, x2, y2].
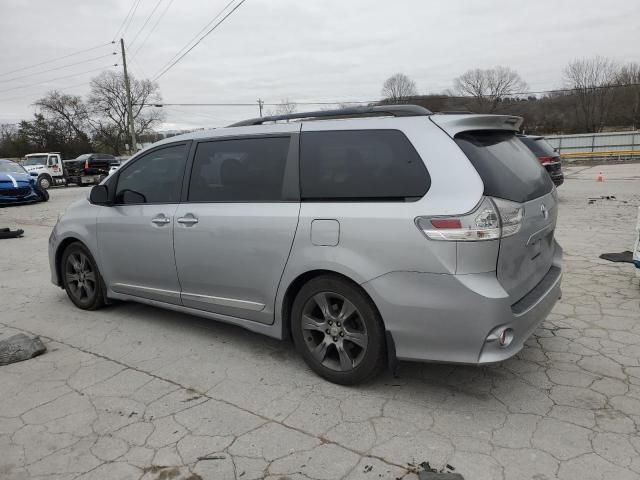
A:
[455, 130, 553, 203]
[300, 129, 430, 201]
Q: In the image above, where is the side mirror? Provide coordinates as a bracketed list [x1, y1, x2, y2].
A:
[89, 185, 110, 205]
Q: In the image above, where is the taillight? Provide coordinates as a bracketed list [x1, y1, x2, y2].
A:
[416, 197, 523, 241]
[84, 159, 89, 171]
[537, 155, 555, 165]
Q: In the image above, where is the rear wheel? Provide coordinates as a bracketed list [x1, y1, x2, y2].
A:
[291, 275, 386, 385]
[61, 243, 105, 310]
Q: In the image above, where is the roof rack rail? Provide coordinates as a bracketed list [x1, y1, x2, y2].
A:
[228, 104, 432, 127]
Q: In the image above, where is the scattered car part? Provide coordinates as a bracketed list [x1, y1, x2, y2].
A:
[0, 333, 46, 366]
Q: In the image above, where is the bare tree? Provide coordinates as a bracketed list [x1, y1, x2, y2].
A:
[381, 73, 418, 103]
[88, 71, 164, 154]
[613, 62, 640, 129]
[35, 91, 91, 147]
[271, 98, 297, 116]
[563, 57, 619, 132]
[454, 66, 528, 112]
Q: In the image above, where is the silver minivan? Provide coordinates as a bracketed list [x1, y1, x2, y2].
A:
[48, 105, 562, 384]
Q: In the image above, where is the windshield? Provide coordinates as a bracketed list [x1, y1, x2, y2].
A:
[75, 154, 92, 161]
[0, 162, 27, 174]
[23, 155, 48, 166]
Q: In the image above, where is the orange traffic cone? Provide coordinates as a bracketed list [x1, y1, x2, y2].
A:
[596, 172, 603, 182]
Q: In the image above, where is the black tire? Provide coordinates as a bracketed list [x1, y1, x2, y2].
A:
[39, 188, 49, 202]
[37, 174, 52, 190]
[61, 242, 106, 310]
[291, 275, 386, 385]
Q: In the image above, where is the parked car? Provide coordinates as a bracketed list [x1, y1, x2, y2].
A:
[48, 105, 562, 384]
[0, 159, 49, 205]
[518, 134, 564, 186]
[64, 153, 116, 186]
[22, 152, 67, 189]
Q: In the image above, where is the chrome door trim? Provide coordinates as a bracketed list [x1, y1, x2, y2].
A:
[181, 291, 265, 311]
[111, 282, 181, 300]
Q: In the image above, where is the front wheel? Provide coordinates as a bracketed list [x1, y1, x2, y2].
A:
[38, 187, 49, 202]
[37, 175, 52, 190]
[291, 275, 386, 385]
[61, 243, 105, 310]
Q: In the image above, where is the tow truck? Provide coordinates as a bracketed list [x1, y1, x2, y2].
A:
[22, 153, 67, 189]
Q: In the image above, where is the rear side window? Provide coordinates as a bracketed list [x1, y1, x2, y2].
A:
[188, 137, 290, 202]
[519, 136, 557, 157]
[455, 131, 553, 203]
[300, 130, 430, 201]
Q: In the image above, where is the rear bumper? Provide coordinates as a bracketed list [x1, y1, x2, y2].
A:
[363, 245, 563, 364]
[68, 175, 100, 185]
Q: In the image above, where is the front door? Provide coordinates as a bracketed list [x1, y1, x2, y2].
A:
[97, 143, 190, 305]
[173, 135, 300, 324]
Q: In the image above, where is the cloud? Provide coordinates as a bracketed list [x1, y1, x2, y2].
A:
[0, 0, 638, 129]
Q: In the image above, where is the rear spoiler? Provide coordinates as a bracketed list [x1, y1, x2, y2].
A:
[430, 114, 523, 136]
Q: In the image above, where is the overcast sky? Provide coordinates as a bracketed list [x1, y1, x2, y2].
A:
[0, 0, 638, 130]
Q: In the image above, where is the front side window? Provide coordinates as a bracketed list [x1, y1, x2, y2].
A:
[115, 144, 187, 204]
[300, 130, 430, 201]
[188, 137, 290, 202]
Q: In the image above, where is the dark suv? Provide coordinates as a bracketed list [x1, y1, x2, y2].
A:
[518, 135, 564, 186]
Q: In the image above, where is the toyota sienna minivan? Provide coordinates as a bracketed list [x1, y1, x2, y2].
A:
[49, 105, 562, 384]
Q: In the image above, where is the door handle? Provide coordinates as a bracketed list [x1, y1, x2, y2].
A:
[151, 215, 171, 225]
[177, 215, 199, 226]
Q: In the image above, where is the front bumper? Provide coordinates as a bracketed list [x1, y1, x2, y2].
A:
[0, 190, 43, 205]
[363, 246, 563, 364]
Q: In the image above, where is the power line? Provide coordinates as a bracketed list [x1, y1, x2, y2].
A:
[121, 0, 144, 39]
[0, 53, 118, 84]
[113, 0, 140, 40]
[0, 42, 115, 78]
[151, 0, 236, 79]
[0, 65, 118, 94]
[131, 0, 176, 59]
[0, 79, 98, 104]
[136, 82, 640, 109]
[128, 0, 164, 49]
[153, 0, 247, 81]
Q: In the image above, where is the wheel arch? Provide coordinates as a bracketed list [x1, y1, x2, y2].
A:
[280, 269, 385, 341]
[54, 237, 85, 287]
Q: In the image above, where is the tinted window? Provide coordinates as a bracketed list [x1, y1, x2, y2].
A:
[519, 136, 557, 157]
[300, 130, 429, 201]
[455, 131, 553, 203]
[115, 144, 187, 204]
[188, 137, 290, 202]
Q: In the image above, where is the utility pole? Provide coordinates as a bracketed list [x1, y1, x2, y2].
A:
[257, 99, 264, 117]
[120, 38, 137, 154]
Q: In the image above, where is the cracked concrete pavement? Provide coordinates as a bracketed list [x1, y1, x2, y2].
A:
[1, 164, 639, 480]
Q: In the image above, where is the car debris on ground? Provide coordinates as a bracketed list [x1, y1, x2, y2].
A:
[0, 227, 24, 239]
[0, 333, 46, 365]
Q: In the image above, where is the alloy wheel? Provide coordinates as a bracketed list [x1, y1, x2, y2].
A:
[301, 291, 369, 372]
[65, 252, 97, 304]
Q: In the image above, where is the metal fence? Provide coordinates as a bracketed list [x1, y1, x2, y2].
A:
[545, 131, 640, 161]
